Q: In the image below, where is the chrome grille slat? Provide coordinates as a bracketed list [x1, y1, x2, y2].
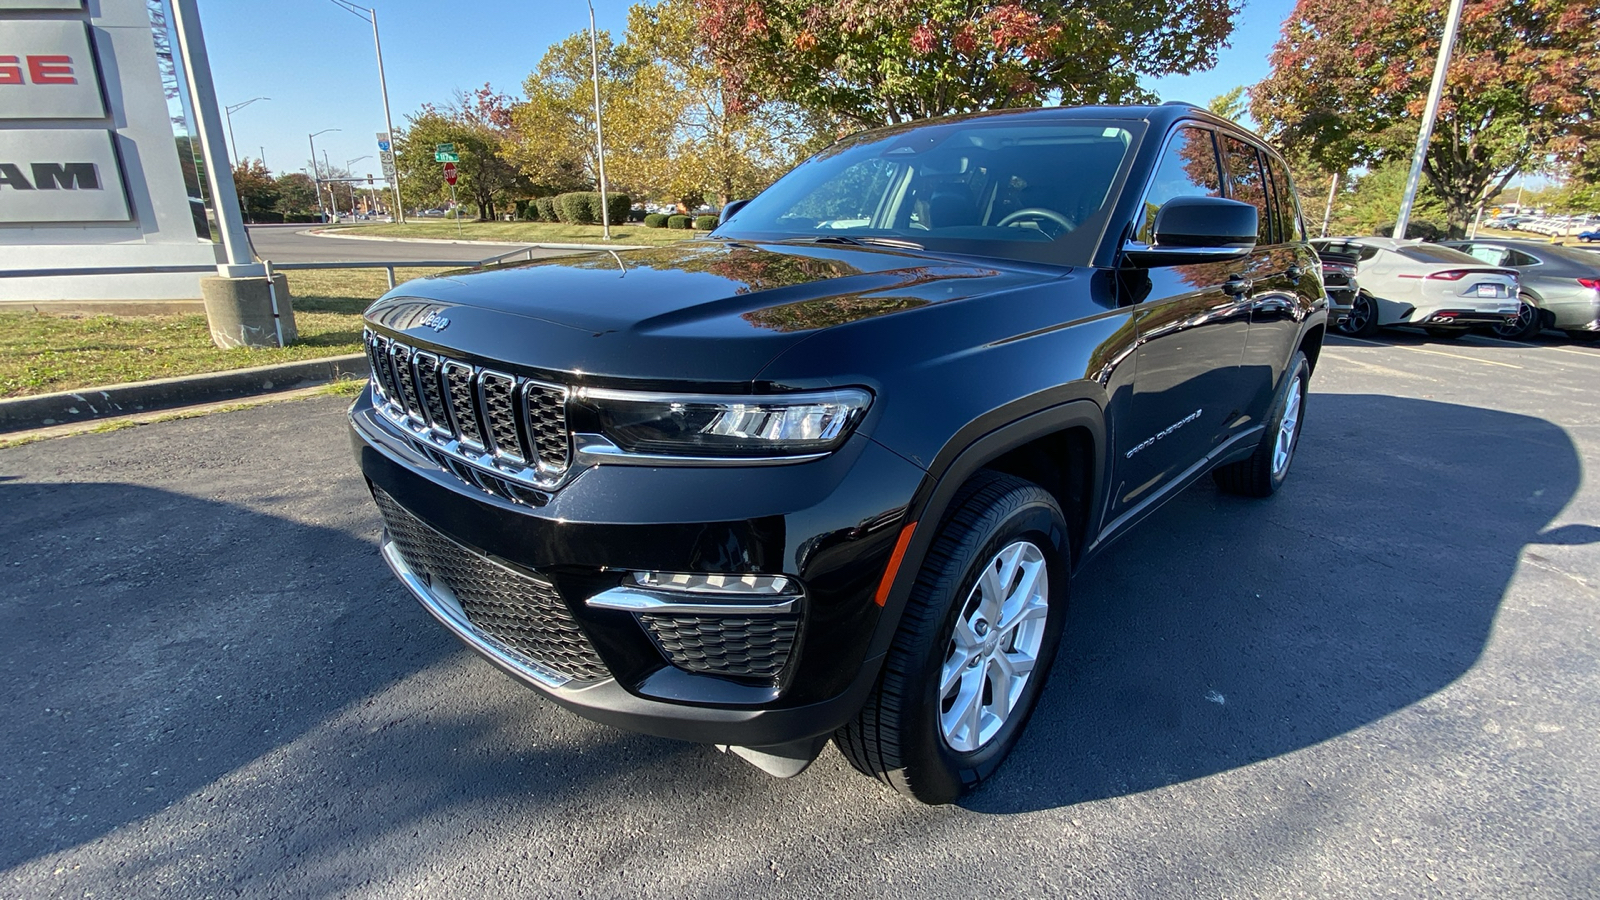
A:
[389, 343, 424, 424]
[441, 361, 485, 450]
[478, 371, 525, 464]
[523, 382, 570, 473]
[364, 333, 573, 492]
[412, 352, 452, 437]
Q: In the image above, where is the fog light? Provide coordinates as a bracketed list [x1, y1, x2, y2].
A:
[632, 571, 793, 595]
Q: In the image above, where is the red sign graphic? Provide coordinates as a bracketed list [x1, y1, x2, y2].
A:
[443, 161, 458, 185]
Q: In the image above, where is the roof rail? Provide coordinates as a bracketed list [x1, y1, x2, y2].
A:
[1161, 100, 1203, 108]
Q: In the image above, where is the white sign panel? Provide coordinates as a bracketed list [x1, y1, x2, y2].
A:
[0, 129, 129, 223]
[0, 20, 106, 119]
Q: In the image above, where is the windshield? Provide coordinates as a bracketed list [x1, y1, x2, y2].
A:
[716, 118, 1142, 267]
[1396, 244, 1480, 264]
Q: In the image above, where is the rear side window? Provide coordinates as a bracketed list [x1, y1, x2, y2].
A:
[1222, 136, 1272, 245]
[1266, 156, 1303, 243]
[1505, 248, 1541, 267]
[1136, 126, 1222, 244]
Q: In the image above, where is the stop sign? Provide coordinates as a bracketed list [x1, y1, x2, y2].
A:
[443, 162, 458, 185]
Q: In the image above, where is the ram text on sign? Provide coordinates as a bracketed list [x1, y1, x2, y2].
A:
[0, 20, 106, 120]
[0, 129, 129, 223]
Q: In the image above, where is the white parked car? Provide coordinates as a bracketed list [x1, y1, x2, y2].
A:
[1333, 237, 1521, 339]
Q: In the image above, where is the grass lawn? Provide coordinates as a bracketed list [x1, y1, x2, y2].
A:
[0, 267, 449, 399]
[324, 220, 701, 246]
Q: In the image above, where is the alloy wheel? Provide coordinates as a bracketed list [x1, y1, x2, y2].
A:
[939, 541, 1049, 753]
[1272, 376, 1303, 475]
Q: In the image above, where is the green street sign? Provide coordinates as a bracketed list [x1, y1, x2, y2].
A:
[435, 143, 454, 153]
[434, 151, 459, 162]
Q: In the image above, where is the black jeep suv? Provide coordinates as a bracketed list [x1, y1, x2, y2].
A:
[351, 103, 1326, 804]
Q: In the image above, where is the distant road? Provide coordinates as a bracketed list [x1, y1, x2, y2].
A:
[245, 224, 579, 265]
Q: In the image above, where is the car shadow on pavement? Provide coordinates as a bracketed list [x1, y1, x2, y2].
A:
[965, 393, 1593, 814]
[0, 479, 694, 879]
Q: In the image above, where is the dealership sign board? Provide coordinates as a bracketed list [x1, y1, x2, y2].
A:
[0, 129, 128, 222]
[0, 20, 107, 119]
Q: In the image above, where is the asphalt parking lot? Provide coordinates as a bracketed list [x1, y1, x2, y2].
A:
[3, 330, 1598, 898]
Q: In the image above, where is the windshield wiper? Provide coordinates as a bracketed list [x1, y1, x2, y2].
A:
[784, 235, 926, 251]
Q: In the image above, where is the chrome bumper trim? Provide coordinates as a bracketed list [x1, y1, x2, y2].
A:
[586, 585, 800, 616]
[380, 539, 573, 689]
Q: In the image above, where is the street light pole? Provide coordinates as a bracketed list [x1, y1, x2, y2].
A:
[587, 0, 611, 240]
[323, 150, 338, 216]
[309, 128, 339, 222]
[1393, 0, 1465, 240]
[330, 1, 406, 224]
[224, 96, 269, 164]
[348, 156, 371, 215]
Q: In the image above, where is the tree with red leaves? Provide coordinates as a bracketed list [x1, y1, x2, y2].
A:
[1252, 0, 1599, 238]
[692, 0, 1241, 128]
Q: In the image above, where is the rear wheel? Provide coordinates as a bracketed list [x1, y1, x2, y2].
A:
[1337, 291, 1381, 337]
[1492, 295, 1543, 340]
[1214, 351, 1308, 497]
[835, 471, 1069, 804]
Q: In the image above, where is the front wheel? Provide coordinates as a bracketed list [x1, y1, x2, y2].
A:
[835, 471, 1069, 804]
[1213, 351, 1309, 497]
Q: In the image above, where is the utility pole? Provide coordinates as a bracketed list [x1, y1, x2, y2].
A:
[587, 0, 611, 240]
[323, 150, 338, 217]
[1321, 172, 1339, 238]
[309, 128, 338, 221]
[330, 1, 406, 224]
[1393, 0, 1465, 240]
[224, 96, 268, 164]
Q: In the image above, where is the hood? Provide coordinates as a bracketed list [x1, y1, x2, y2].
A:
[366, 240, 1057, 386]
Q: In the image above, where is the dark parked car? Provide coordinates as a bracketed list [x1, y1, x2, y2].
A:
[1309, 239, 1361, 325]
[351, 103, 1329, 803]
[1440, 238, 1600, 340]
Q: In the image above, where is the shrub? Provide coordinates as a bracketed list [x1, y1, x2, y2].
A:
[643, 213, 669, 228]
[667, 214, 692, 229]
[603, 192, 631, 225]
[693, 215, 718, 231]
[554, 192, 588, 224]
[535, 196, 557, 222]
[514, 199, 531, 220]
[553, 192, 632, 225]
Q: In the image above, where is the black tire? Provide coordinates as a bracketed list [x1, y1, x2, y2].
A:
[1424, 328, 1467, 340]
[1337, 291, 1381, 337]
[1213, 351, 1309, 497]
[835, 471, 1069, 804]
[1492, 295, 1543, 340]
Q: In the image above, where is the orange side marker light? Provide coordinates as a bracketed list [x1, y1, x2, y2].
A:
[873, 521, 917, 607]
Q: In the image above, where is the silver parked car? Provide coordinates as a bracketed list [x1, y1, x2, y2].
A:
[1439, 239, 1600, 340]
[1322, 237, 1520, 339]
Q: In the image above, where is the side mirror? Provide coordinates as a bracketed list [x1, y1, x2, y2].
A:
[1122, 196, 1258, 267]
[720, 199, 750, 225]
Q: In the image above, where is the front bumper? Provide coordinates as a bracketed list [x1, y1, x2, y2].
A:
[350, 389, 926, 746]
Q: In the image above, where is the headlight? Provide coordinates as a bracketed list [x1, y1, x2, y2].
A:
[576, 387, 872, 457]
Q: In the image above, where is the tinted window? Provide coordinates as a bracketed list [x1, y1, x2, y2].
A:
[1395, 244, 1479, 264]
[718, 119, 1139, 267]
[1462, 244, 1509, 266]
[1135, 126, 1221, 244]
[1266, 156, 1303, 242]
[1222, 136, 1272, 244]
[1504, 248, 1541, 267]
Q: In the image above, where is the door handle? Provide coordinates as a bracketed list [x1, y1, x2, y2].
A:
[1224, 275, 1253, 296]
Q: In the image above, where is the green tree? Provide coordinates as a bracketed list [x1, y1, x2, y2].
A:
[1252, 0, 1600, 238]
[231, 158, 279, 222]
[398, 86, 527, 220]
[1329, 161, 1448, 237]
[1206, 86, 1248, 122]
[693, 0, 1241, 128]
[273, 172, 318, 219]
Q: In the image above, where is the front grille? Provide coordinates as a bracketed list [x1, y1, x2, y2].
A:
[638, 611, 799, 681]
[373, 488, 610, 683]
[363, 330, 570, 487]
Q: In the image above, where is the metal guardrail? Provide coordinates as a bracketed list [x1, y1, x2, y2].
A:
[0, 244, 574, 289]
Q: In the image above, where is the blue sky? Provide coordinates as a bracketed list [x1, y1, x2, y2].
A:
[200, 0, 1297, 179]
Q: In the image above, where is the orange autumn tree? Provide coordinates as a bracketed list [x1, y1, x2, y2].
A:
[1252, 0, 1600, 237]
[693, 0, 1241, 129]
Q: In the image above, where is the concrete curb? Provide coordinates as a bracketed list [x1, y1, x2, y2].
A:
[0, 354, 367, 434]
[307, 228, 652, 253]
